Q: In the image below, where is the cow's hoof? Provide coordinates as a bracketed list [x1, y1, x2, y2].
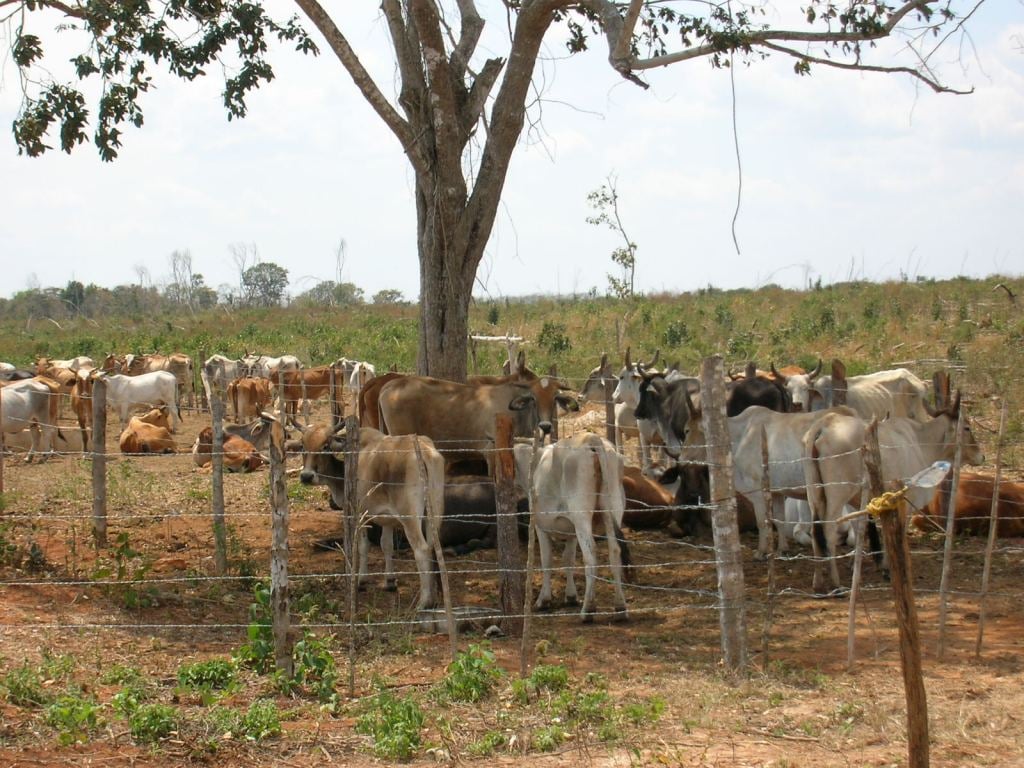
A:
[383, 581, 398, 593]
[753, 551, 768, 562]
[581, 610, 595, 624]
[564, 595, 579, 607]
[612, 606, 628, 622]
[535, 599, 552, 612]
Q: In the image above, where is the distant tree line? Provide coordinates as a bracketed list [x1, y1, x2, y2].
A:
[0, 252, 405, 321]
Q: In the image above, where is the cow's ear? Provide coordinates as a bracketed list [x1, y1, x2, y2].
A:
[508, 394, 534, 411]
[556, 394, 580, 412]
[328, 436, 348, 454]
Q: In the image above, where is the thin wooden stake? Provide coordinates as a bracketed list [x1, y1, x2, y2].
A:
[495, 415, 525, 637]
[847, 464, 869, 672]
[937, 404, 966, 660]
[520, 436, 539, 678]
[758, 425, 776, 672]
[91, 377, 108, 548]
[865, 420, 930, 768]
[700, 355, 747, 672]
[975, 398, 1007, 658]
[211, 390, 228, 575]
[329, 365, 341, 429]
[604, 377, 616, 445]
[269, 417, 293, 678]
[0, 387, 5, 495]
[344, 415, 360, 698]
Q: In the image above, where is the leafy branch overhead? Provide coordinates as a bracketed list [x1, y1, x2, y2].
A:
[7, 2, 974, 161]
[587, 176, 637, 300]
[8, 0, 319, 160]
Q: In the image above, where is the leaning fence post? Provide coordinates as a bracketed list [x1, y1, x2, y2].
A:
[937, 403, 966, 660]
[700, 355, 747, 672]
[603, 377, 616, 445]
[344, 415, 360, 697]
[864, 420, 930, 768]
[758, 426, 776, 672]
[91, 377, 108, 548]
[495, 414, 525, 637]
[329, 365, 342, 429]
[198, 350, 209, 412]
[268, 416, 294, 678]
[847, 463, 868, 672]
[211, 390, 228, 576]
[975, 397, 1007, 658]
[0, 387, 5, 495]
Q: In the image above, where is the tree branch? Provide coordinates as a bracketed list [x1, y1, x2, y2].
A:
[461, 56, 504, 137]
[758, 41, 974, 95]
[292, 0, 425, 174]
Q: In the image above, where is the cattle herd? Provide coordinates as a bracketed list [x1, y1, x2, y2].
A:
[1, 348, 1021, 620]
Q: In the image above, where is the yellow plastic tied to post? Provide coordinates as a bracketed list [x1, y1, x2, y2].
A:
[865, 489, 907, 518]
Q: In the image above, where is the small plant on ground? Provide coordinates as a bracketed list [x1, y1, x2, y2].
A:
[234, 582, 274, 673]
[512, 663, 569, 704]
[355, 687, 425, 760]
[467, 729, 506, 757]
[91, 532, 156, 609]
[45, 690, 103, 745]
[434, 643, 503, 703]
[128, 703, 179, 743]
[177, 659, 237, 703]
[1, 663, 51, 708]
[282, 631, 338, 705]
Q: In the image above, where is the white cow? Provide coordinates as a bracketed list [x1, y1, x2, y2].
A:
[780, 363, 930, 422]
[201, 354, 243, 406]
[1, 379, 61, 462]
[803, 392, 984, 593]
[95, 371, 181, 431]
[514, 433, 628, 622]
[240, 352, 302, 380]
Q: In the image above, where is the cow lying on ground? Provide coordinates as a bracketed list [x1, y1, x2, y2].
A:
[912, 473, 1024, 538]
[191, 426, 267, 473]
[514, 433, 629, 622]
[119, 407, 176, 454]
[295, 422, 444, 610]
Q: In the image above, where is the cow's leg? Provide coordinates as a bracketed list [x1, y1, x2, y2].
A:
[574, 521, 600, 621]
[401, 515, 437, 610]
[379, 524, 398, 592]
[357, 526, 371, 590]
[821, 516, 844, 593]
[534, 528, 556, 611]
[747, 493, 771, 560]
[603, 510, 628, 619]
[561, 534, 580, 606]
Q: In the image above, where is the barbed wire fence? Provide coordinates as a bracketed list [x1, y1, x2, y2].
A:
[0, 355, 1021, 708]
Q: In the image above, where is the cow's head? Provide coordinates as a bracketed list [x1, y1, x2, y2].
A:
[578, 353, 613, 404]
[613, 347, 659, 407]
[297, 422, 348, 488]
[136, 406, 172, 430]
[507, 376, 579, 439]
[774, 358, 822, 412]
[924, 389, 985, 466]
[635, 372, 699, 459]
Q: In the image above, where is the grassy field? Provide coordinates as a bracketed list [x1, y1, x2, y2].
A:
[1, 276, 1023, 766]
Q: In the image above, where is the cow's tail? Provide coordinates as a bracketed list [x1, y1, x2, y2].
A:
[803, 423, 829, 555]
[418, 438, 446, 600]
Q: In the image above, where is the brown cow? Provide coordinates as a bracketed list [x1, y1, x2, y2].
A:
[378, 373, 578, 476]
[70, 373, 93, 451]
[227, 377, 272, 422]
[357, 372, 404, 429]
[912, 473, 1024, 538]
[278, 366, 332, 419]
[191, 426, 266, 472]
[621, 465, 677, 530]
[119, 407, 176, 454]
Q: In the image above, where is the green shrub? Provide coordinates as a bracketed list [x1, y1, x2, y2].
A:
[435, 643, 503, 704]
[2, 663, 51, 707]
[177, 659, 236, 692]
[234, 582, 274, 673]
[237, 699, 283, 741]
[45, 691, 103, 745]
[467, 730, 506, 757]
[355, 689, 425, 760]
[128, 703, 179, 743]
[512, 663, 569, 703]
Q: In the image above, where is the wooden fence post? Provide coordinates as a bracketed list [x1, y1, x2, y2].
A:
[0, 387, 5, 495]
[864, 420, 930, 768]
[344, 415, 360, 697]
[269, 417, 294, 678]
[603, 377, 616, 446]
[847, 467, 868, 672]
[937, 405, 966, 660]
[975, 397, 1008, 658]
[758, 426, 776, 672]
[211, 390, 228, 576]
[197, 350, 208, 412]
[329, 365, 342, 429]
[91, 377, 108, 548]
[700, 355, 747, 672]
[495, 414, 525, 637]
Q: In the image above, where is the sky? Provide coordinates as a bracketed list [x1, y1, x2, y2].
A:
[1, 3, 1022, 303]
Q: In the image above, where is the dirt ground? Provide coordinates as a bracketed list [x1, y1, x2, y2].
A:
[0, 401, 1022, 767]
